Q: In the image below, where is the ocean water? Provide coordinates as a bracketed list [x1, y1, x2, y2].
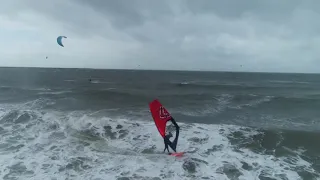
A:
[0, 67, 320, 180]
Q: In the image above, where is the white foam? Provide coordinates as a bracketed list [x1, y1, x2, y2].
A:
[38, 91, 72, 95]
[230, 95, 273, 110]
[177, 94, 233, 117]
[0, 108, 317, 180]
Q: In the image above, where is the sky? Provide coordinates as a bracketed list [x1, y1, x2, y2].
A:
[1, 0, 320, 72]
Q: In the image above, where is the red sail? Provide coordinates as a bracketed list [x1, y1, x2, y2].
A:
[149, 99, 172, 137]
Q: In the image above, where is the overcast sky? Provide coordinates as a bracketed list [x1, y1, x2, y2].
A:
[1, 0, 320, 72]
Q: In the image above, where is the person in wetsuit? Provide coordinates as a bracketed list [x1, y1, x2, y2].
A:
[163, 118, 180, 154]
[163, 132, 173, 153]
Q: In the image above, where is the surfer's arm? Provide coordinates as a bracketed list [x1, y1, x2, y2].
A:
[170, 118, 180, 130]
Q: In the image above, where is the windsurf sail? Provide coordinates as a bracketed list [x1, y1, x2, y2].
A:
[149, 99, 180, 152]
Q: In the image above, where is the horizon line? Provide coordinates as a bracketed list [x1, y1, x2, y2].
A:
[0, 65, 319, 75]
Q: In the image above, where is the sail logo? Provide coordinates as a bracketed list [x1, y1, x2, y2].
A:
[159, 106, 170, 119]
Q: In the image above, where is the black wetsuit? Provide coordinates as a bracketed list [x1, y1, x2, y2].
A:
[163, 118, 180, 154]
[163, 134, 172, 153]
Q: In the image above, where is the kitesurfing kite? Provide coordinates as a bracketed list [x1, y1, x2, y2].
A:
[149, 99, 184, 157]
[57, 36, 67, 47]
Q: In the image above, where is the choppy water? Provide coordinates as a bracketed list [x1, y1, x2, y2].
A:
[0, 67, 320, 180]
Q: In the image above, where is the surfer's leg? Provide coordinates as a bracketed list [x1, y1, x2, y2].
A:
[163, 146, 169, 153]
[171, 146, 177, 152]
[164, 142, 169, 153]
[167, 140, 175, 152]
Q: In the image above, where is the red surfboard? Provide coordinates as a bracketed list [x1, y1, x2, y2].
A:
[170, 152, 185, 157]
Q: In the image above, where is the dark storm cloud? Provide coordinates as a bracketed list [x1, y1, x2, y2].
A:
[5, 0, 319, 40]
[185, 0, 299, 22]
[72, 0, 320, 28]
[1, 0, 320, 72]
[65, 0, 320, 43]
[75, 0, 174, 29]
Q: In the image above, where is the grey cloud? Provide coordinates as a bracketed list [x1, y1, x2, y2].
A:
[185, 0, 320, 23]
[0, 0, 117, 39]
[1, 0, 320, 72]
[75, 0, 174, 29]
[6, 0, 319, 39]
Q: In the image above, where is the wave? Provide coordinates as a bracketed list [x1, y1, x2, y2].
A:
[70, 89, 147, 101]
[38, 91, 72, 95]
[169, 80, 314, 92]
[0, 102, 318, 179]
[268, 80, 310, 84]
[89, 80, 112, 84]
[0, 86, 52, 93]
[64, 79, 76, 82]
[2, 87, 319, 127]
[172, 81, 244, 88]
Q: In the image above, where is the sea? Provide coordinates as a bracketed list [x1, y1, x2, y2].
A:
[0, 67, 320, 180]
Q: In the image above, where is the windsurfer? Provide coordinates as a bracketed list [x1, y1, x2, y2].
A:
[163, 132, 174, 153]
[163, 118, 180, 154]
[149, 99, 182, 156]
